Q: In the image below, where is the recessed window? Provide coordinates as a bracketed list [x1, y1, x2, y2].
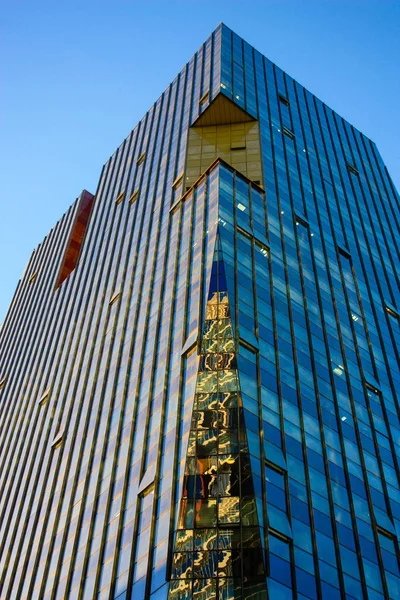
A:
[278, 94, 290, 107]
[129, 189, 140, 204]
[266, 463, 288, 512]
[338, 245, 351, 259]
[237, 225, 251, 239]
[347, 163, 359, 176]
[136, 152, 146, 166]
[109, 292, 120, 306]
[173, 173, 183, 189]
[366, 382, 380, 396]
[295, 215, 309, 228]
[386, 306, 399, 319]
[0, 375, 7, 389]
[231, 141, 246, 151]
[29, 271, 38, 284]
[39, 387, 50, 405]
[282, 127, 295, 140]
[51, 430, 64, 449]
[115, 190, 125, 205]
[199, 90, 210, 105]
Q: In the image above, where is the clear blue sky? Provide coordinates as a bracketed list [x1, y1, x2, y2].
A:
[1, 0, 399, 322]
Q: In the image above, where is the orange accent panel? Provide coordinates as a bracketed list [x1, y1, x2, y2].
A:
[56, 190, 94, 288]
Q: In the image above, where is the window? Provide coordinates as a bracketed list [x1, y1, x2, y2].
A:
[109, 292, 120, 306]
[231, 141, 246, 151]
[115, 190, 125, 205]
[171, 173, 184, 207]
[136, 152, 146, 166]
[199, 90, 210, 105]
[279, 94, 290, 107]
[0, 375, 7, 389]
[266, 464, 287, 511]
[51, 430, 64, 449]
[39, 387, 50, 405]
[366, 382, 380, 396]
[172, 173, 183, 189]
[282, 126, 295, 140]
[29, 271, 38, 284]
[347, 163, 359, 176]
[133, 483, 154, 582]
[338, 245, 351, 259]
[386, 306, 399, 319]
[129, 189, 140, 204]
[295, 215, 309, 228]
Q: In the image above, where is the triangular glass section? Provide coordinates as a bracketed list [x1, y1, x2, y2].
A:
[192, 92, 256, 127]
[168, 236, 268, 599]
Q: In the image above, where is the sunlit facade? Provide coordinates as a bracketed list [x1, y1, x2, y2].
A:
[1, 23, 400, 600]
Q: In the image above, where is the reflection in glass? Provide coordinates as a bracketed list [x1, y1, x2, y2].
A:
[168, 239, 267, 598]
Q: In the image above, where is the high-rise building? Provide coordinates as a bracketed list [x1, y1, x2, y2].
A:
[0, 23, 399, 600]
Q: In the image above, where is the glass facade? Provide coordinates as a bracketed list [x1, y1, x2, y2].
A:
[0, 23, 399, 600]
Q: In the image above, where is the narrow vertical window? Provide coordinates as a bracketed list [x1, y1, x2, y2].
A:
[29, 271, 38, 284]
[115, 190, 125, 205]
[129, 189, 140, 205]
[136, 152, 146, 166]
[38, 387, 50, 405]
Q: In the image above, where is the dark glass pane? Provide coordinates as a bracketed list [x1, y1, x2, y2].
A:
[172, 552, 193, 579]
[195, 500, 217, 527]
[193, 550, 218, 578]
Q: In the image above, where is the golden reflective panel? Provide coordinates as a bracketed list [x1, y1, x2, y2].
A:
[168, 247, 267, 598]
[196, 430, 218, 456]
[193, 578, 217, 599]
[202, 319, 233, 340]
[169, 579, 191, 599]
[217, 370, 238, 392]
[200, 353, 236, 371]
[195, 457, 218, 476]
[217, 497, 240, 524]
[193, 551, 218, 578]
[218, 408, 238, 429]
[218, 578, 242, 600]
[196, 372, 218, 393]
[218, 430, 238, 455]
[175, 530, 194, 551]
[195, 393, 219, 410]
[195, 529, 218, 551]
[193, 410, 219, 430]
[172, 552, 193, 579]
[202, 338, 235, 353]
